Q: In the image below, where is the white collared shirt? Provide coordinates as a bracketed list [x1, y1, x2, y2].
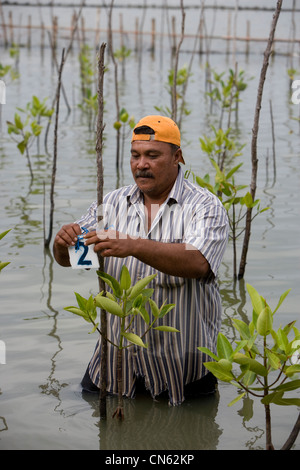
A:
[76, 167, 229, 405]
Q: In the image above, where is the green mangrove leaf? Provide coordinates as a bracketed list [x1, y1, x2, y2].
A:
[265, 348, 281, 370]
[154, 326, 180, 333]
[158, 303, 176, 318]
[261, 391, 300, 407]
[121, 331, 147, 348]
[0, 229, 11, 241]
[149, 298, 159, 318]
[138, 306, 150, 325]
[232, 318, 251, 340]
[132, 294, 143, 309]
[203, 361, 235, 383]
[241, 370, 257, 387]
[276, 328, 289, 353]
[228, 392, 246, 407]
[74, 292, 87, 311]
[197, 346, 219, 362]
[218, 358, 233, 371]
[64, 306, 92, 323]
[246, 283, 265, 316]
[217, 333, 233, 360]
[94, 294, 124, 317]
[233, 352, 267, 376]
[17, 140, 27, 155]
[129, 274, 157, 300]
[89, 323, 99, 334]
[0, 261, 10, 271]
[285, 364, 300, 377]
[120, 265, 131, 291]
[273, 288, 291, 314]
[274, 379, 300, 393]
[97, 270, 122, 298]
[257, 306, 273, 336]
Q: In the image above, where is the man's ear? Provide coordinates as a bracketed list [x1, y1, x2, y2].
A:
[174, 148, 183, 165]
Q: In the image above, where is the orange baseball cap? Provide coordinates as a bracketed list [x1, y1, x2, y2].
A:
[131, 115, 185, 164]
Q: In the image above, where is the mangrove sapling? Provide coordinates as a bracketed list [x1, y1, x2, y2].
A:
[198, 284, 300, 450]
[113, 108, 135, 170]
[78, 44, 98, 131]
[206, 66, 250, 131]
[194, 159, 268, 278]
[114, 45, 132, 81]
[154, 66, 192, 125]
[6, 96, 54, 180]
[199, 125, 245, 171]
[64, 266, 179, 419]
[7, 113, 41, 181]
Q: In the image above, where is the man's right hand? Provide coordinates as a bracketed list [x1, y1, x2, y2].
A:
[53, 223, 81, 266]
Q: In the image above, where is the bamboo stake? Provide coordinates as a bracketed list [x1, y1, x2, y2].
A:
[0, 0, 8, 47]
[245, 20, 250, 57]
[238, 0, 283, 279]
[95, 42, 107, 420]
[27, 15, 31, 48]
[151, 17, 155, 55]
[108, 0, 121, 174]
[171, 0, 185, 123]
[41, 21, 45, 52]
[134, 17, 139, 53]
[8, 11, 13, 45]
[95, 8, 101, 49]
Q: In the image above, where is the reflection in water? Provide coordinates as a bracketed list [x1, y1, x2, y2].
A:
[0, 416, 8, 433]
[237, 396, 264, 450]
[39, 249, 68, 411]
[219, 273, 248, 340]
[82, 391, 222, 450]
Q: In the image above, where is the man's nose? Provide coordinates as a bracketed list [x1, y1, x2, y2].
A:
[136, 156, 150, 169]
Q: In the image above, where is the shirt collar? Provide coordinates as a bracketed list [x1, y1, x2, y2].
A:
[126, 166, 185, 206]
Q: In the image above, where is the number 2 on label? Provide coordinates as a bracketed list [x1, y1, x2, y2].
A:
[77, 241, 92, 266]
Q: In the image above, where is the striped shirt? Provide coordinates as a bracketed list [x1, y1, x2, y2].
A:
[75, 166, 229, 405]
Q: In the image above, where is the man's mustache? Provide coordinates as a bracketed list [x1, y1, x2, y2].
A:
[135, 171, 154, 179]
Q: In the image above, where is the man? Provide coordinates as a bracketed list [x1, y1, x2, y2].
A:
[53, 115, 229, 405]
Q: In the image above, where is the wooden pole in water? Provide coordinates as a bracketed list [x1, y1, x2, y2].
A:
[171, 0, 185, 122]
[238, 0, 283, 280]
[95, 42, 107, 419]
[108, 0, 121, 174]
[27, 15, 31, 49]
[44, 48, 65, 249]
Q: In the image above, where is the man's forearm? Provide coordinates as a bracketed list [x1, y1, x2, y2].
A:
[130, 237, 210, 279]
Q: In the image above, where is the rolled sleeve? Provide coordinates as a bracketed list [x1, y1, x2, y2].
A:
[183, 194, 229, 276]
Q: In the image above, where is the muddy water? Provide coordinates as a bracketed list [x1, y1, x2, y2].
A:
[0, 1, 300, 450]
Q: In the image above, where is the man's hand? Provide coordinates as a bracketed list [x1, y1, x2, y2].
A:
[83, 229, 134, 258]
[53, 223, 82, 266]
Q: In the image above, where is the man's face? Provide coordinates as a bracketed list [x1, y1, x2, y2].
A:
[130, 141, 181, 200]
